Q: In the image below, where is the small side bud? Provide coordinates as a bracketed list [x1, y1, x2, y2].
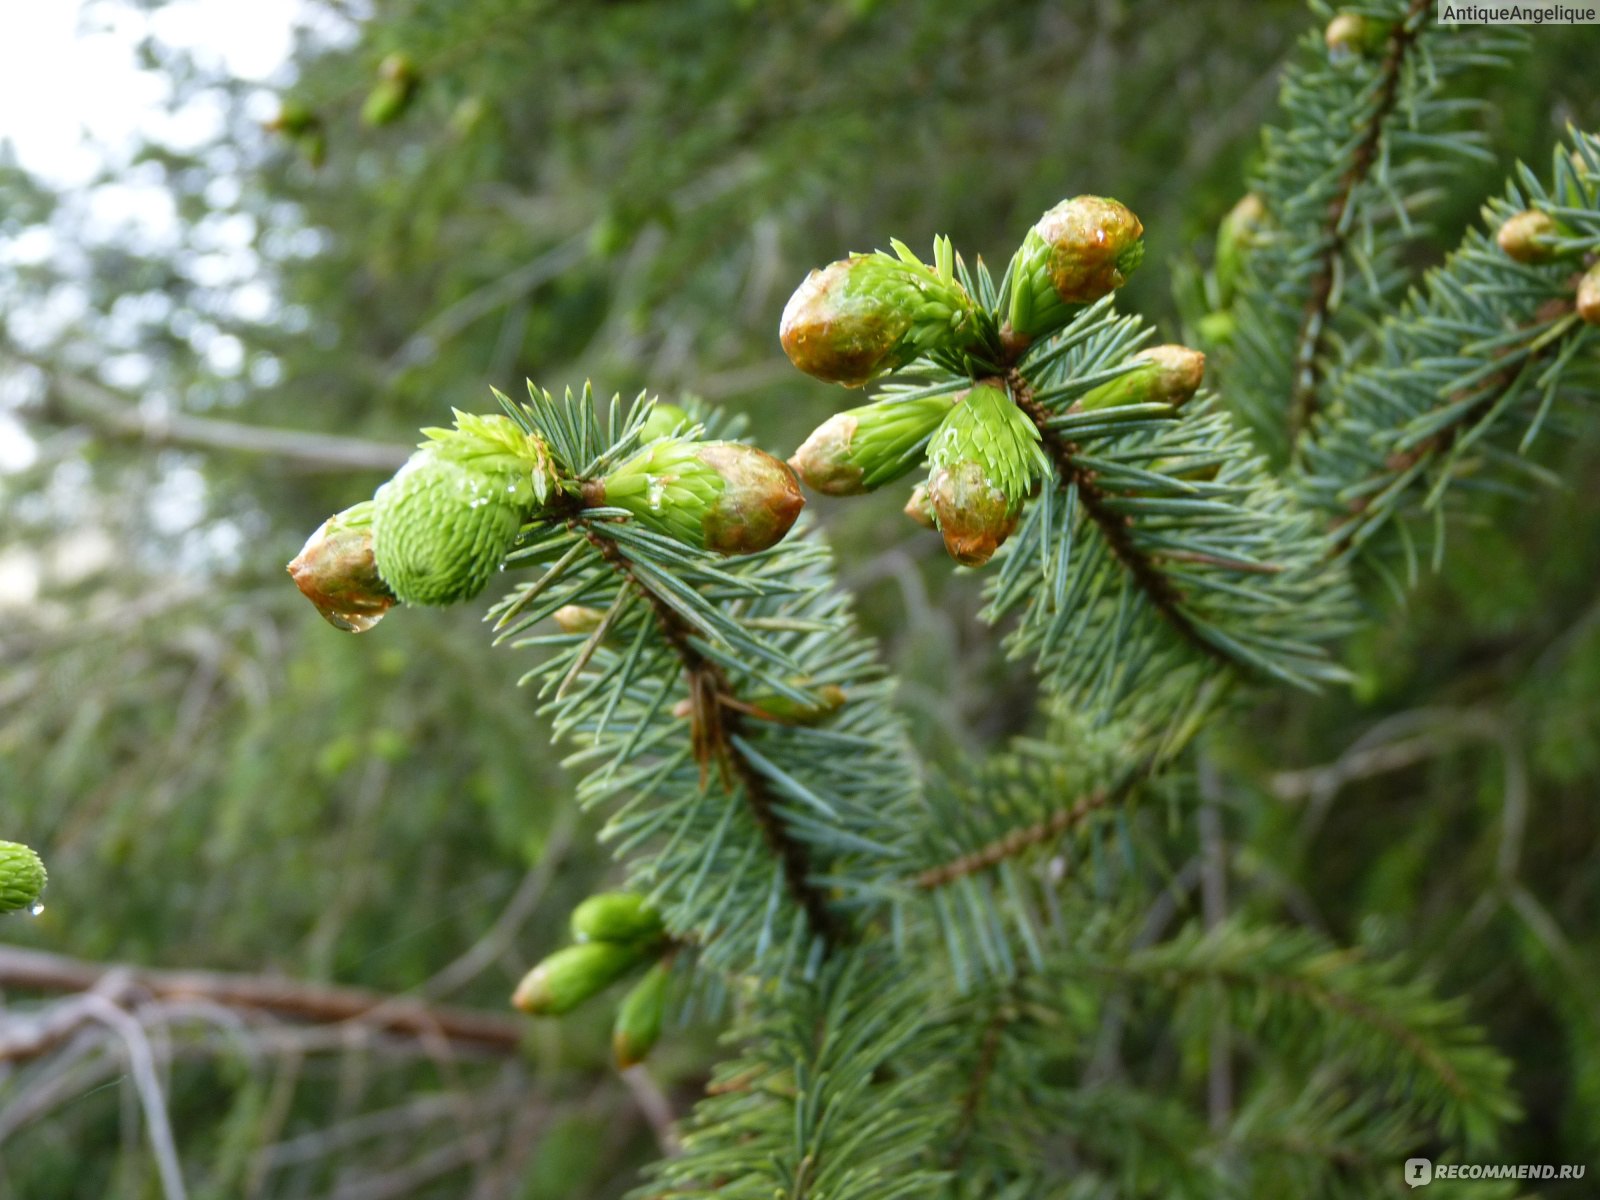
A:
[613, 961, 671, 1069]
[0, 842, 46, 916]
[1577, 263, 1600, 326]
[1497, 210, 1573, 264]
[361, 53, 421, 127]
[288, 501, 396, 633]
[1214, 193, 1268, 303]
[780, 251, 981, 387]
[371, 412, 555, 607]
[591, 440, 804, 556]
[788, 394, 958, 496]
[745, 681, 848, 725]
[512, 942, 647, 1016]
[1325, 12, 1392, 61]
[1196, 311, 1238, 346]
[1074, 345, 1206, 413]
[570, 892, 666, 945]
[553, 605, 608, 634]
[926, 382, 1050, 566]
[1005, 197, 1144, 349]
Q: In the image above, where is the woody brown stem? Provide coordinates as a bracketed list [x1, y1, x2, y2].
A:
[914, 787, 1118, 890]
[1287, 0, 1430, 442]
[579, 526, 846, 948]
[1008, 372, 1237, 672]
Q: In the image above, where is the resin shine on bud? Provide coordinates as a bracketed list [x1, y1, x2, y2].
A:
[1005, 196, 1144, 350]
[590, 439, 804, 556]
[779, 244, 981, 386]
[288, 500, 397, 633]
[925, 381, 1050, 566]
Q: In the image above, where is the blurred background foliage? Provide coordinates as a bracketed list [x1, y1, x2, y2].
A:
[1, 0, 1597, 1195]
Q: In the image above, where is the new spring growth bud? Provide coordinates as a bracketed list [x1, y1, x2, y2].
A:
[903, 482, 937, 529]
[745, 681, 847, 725]
[1073, 345, 1206, 413]
[512, 942, 647, 1016]
[1214, 193, 1267, 304]
[638, 402, 691, 443]
[613, 961, 670, 1069]
[1497, 210, 1575, 264]
[553, 605, 608, 634]
[571, 892, 666, 945]
[788, 393, 959, 495]
[288, 501, 397, 633]
[372, 411, 555, 607]
[266, 102, 326, 168]
[1579, 263, 1600, 327]
[361, 53, 421, 127]
[1196, 311, 1238, 347]
[1004, 197, 1144, 350]
[589, 440, 804, 556]
[926, 382, 1051, 566]
[1325, 12, 1392, 62]
[0, 842, 46, 915]
[780, 239, 982, 386]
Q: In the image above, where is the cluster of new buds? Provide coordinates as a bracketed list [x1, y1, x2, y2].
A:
[0, 841, 47, 916]
[289, 395, 809, 632]
[780, 238, 988, 386]
[512, 892, 673, 1069]
[774, 196, 1207, 569]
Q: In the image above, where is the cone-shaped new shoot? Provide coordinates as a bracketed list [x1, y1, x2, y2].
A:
[1497, 210, 1574, 264]
[1578, 263, 1600, 327]
[1073, 345, 1207, 413]
[512, 941, 650, 1016]
[927, 382, 1051, 566]
[0, 842, 46, 915]
[589, 439, 803, 556]
[361, 53, 420, 126]
[745, 680, 848, 725]
[788, 393, 959, 495]
[288, 501, 396, 633]
[780, 239, 982, 386]
[372, 412, 554, 607]
[571, 892, 666, 945]
[1005, 197, 1144, 349]
[613, 961, 671, 1069]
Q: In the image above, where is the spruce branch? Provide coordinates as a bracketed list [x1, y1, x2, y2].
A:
[1300, 132, 1600, 565]
[1206, 1, 1525, 454]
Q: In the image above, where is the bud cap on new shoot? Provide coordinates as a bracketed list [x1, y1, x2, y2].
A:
[1497, 210, 1573, 264]
[288, 501, 397, 632]
[788, 393, 959, 496]
[590, 439, 804, 556]
[1577, 263, 1600, 327]
[1073, 345, 1207, 413]
[926, 381, 1051, 566]
[780, 239, 981, 386]
[1005, 197, 1144, 349]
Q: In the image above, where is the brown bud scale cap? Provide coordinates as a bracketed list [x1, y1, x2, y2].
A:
[697, 444, 806, 556]
[788, 413, 865, 496]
